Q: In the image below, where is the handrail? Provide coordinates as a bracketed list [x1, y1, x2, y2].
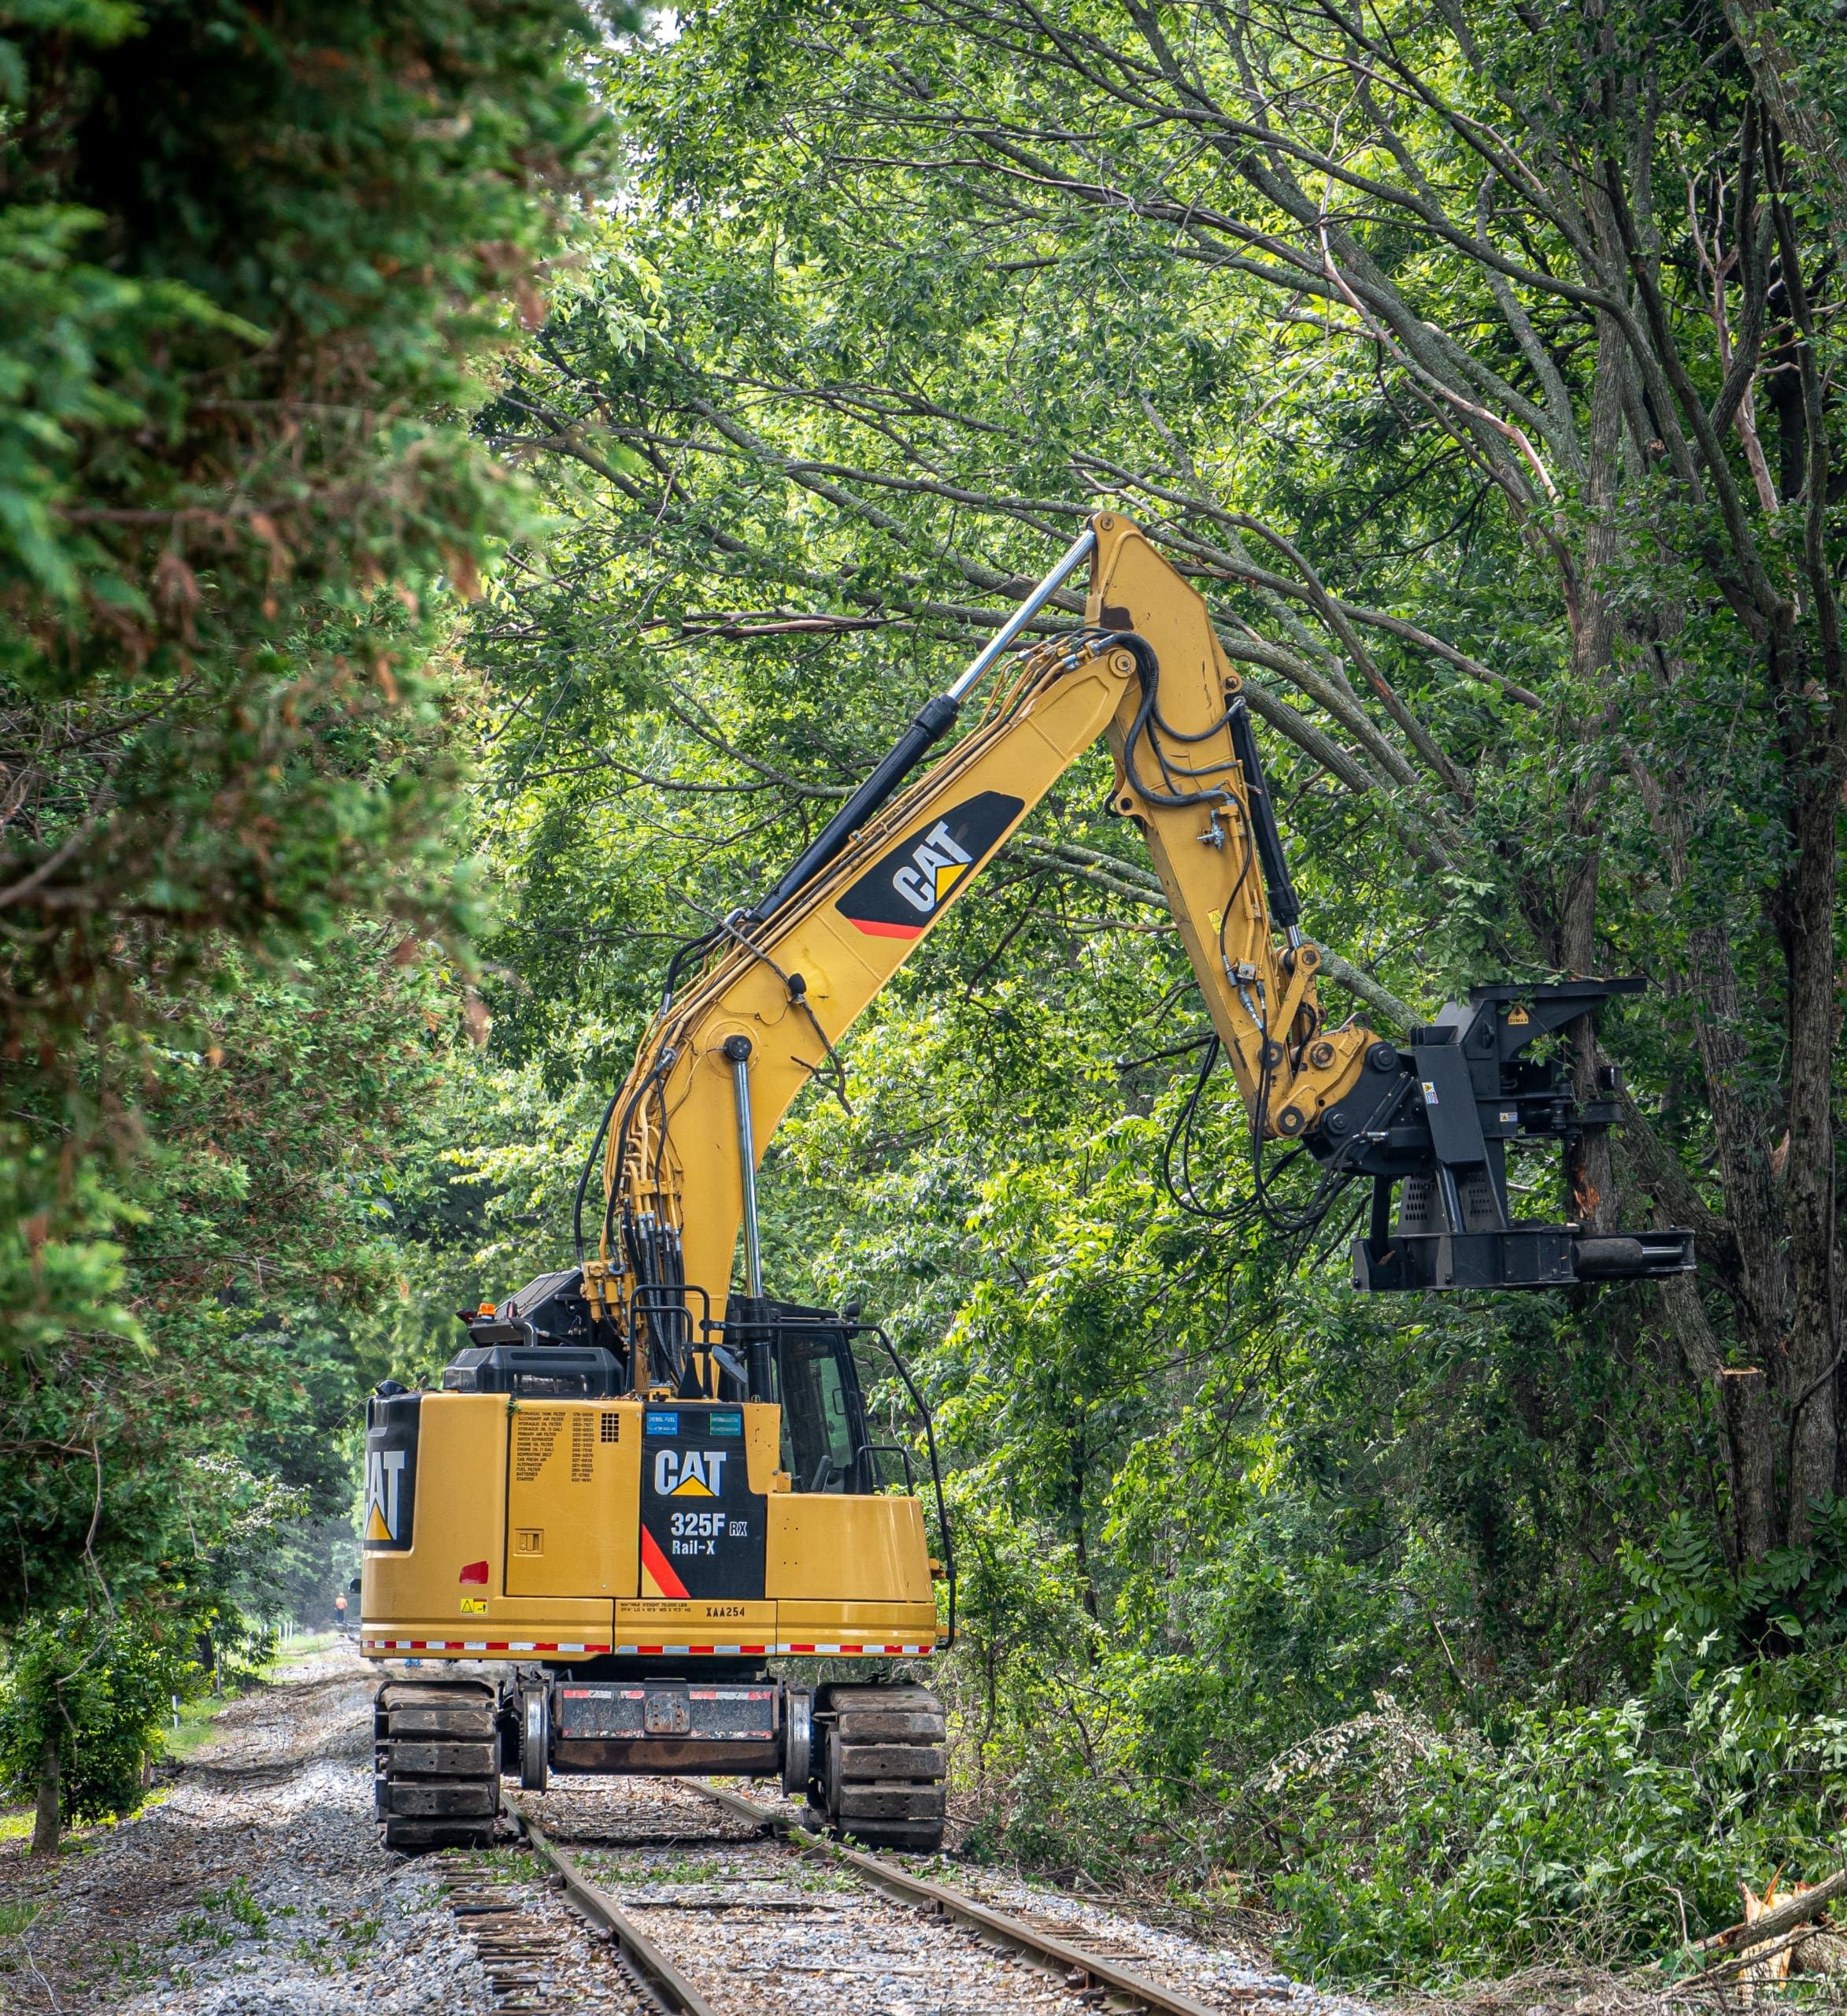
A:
[858, 1323, 955, 1650]
[864, 1440, 917, 1494]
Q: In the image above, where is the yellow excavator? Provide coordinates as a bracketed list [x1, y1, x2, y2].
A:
[361, 514, 1692, 1851]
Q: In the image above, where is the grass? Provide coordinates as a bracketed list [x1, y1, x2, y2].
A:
[201, 1876, 267, 1934]
[164, 1691, 232, 1762]
[293, 1932, 339, 1977]
[0, 1799, 120, 1856]
[576, 1845, 860, 1894]
[99, 1940, 162, 1988]
[273, 1630, 340, 1664]
[173, 1910, 238, 1951]
[175, 1874, 271, 1951]
[0, 1897, 44, 1983]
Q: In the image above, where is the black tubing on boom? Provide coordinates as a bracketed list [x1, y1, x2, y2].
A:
[1227, 698, 1301, 930]
[572, 1089, 621, 1266]
[745, 693, 961, 925]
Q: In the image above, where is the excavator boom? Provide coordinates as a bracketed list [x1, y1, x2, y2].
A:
[597, 514, 1361, 1332]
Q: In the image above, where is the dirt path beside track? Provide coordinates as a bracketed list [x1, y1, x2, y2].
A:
[0, 1641, 509, 2014]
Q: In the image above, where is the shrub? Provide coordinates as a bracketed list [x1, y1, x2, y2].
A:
[1272, 1655, 1847, 1985]
[0, 1610, 203, 1825]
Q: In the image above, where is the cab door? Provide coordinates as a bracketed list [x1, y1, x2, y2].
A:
[776, 1326, 875, 1493]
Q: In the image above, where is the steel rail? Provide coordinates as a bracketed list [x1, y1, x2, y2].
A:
[674, 1777, 1243, 2016]
[505, 1794, 720, 2016]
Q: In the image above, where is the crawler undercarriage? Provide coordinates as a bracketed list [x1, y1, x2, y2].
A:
[374, 1670, 947, 1852]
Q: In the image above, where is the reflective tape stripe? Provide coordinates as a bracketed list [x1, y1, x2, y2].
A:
[609, 1644, 772, 1657]
[361, 1632, 931, 1657]
[361, 1637, 614, 1655]
[775, 1641, 935, 1655]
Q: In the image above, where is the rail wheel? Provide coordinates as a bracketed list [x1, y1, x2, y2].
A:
[374, 1677, 501, 1852]
[810, 1681, 946, 1851]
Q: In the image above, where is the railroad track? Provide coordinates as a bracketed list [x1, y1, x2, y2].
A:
[441, 1774, 1299, 2016]
[435, 1844, 638, 2015]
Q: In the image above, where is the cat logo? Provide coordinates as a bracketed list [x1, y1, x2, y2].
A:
[835, 790, 1024, 939]
[892, 819, 972, 913]
[653, 1449, 730, 1496]
[365, 1447, 406, 1544]
[362, 1396, 418, 1552]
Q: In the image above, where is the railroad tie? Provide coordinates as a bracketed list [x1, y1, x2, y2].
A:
[1019, 1914, 1152, 1962]
[437, 1853, 584, 2016]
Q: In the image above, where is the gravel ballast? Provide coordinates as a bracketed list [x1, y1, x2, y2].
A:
[0, 1643, 509, 2014]
[524, 1774, 1378, 2016]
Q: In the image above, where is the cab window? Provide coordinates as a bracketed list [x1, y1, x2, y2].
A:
[776, 1328, 867, 1492]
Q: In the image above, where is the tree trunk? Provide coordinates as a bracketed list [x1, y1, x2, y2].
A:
[1068, 1422, 1098, 1625]
[31, 1729, 59, 1857]
[1720, 1367, 1779, 1563]
[1557, 843, 1616, 1231]
[1660, 1269, 1744, 1566]
[1559, 313, 1626, 1232]
[1779, 762, 1842, 1540]
[1723, 0, 1847, 269]
[1681, 914, 1790, 1543]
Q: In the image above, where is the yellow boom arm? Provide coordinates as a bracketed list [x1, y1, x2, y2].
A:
[594, 513, 1372, 1328]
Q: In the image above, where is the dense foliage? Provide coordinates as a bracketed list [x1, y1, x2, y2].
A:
[0, 0, 601, 1836]
[5, 0, 1845, 1982]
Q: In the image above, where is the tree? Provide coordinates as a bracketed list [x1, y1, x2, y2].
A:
[0, 926, 479, 1847]
[0, 0, 604, 1364]
[0, 0, 607, 1849]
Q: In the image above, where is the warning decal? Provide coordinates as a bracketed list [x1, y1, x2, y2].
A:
[640, 1526, 689, 1599]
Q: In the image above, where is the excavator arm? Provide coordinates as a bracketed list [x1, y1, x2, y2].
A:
[580, 513, 1693, 1373]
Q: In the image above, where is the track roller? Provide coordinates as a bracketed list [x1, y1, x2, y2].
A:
[810, 1682, 946, 1851]
[374, 1677, 500, 1852]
